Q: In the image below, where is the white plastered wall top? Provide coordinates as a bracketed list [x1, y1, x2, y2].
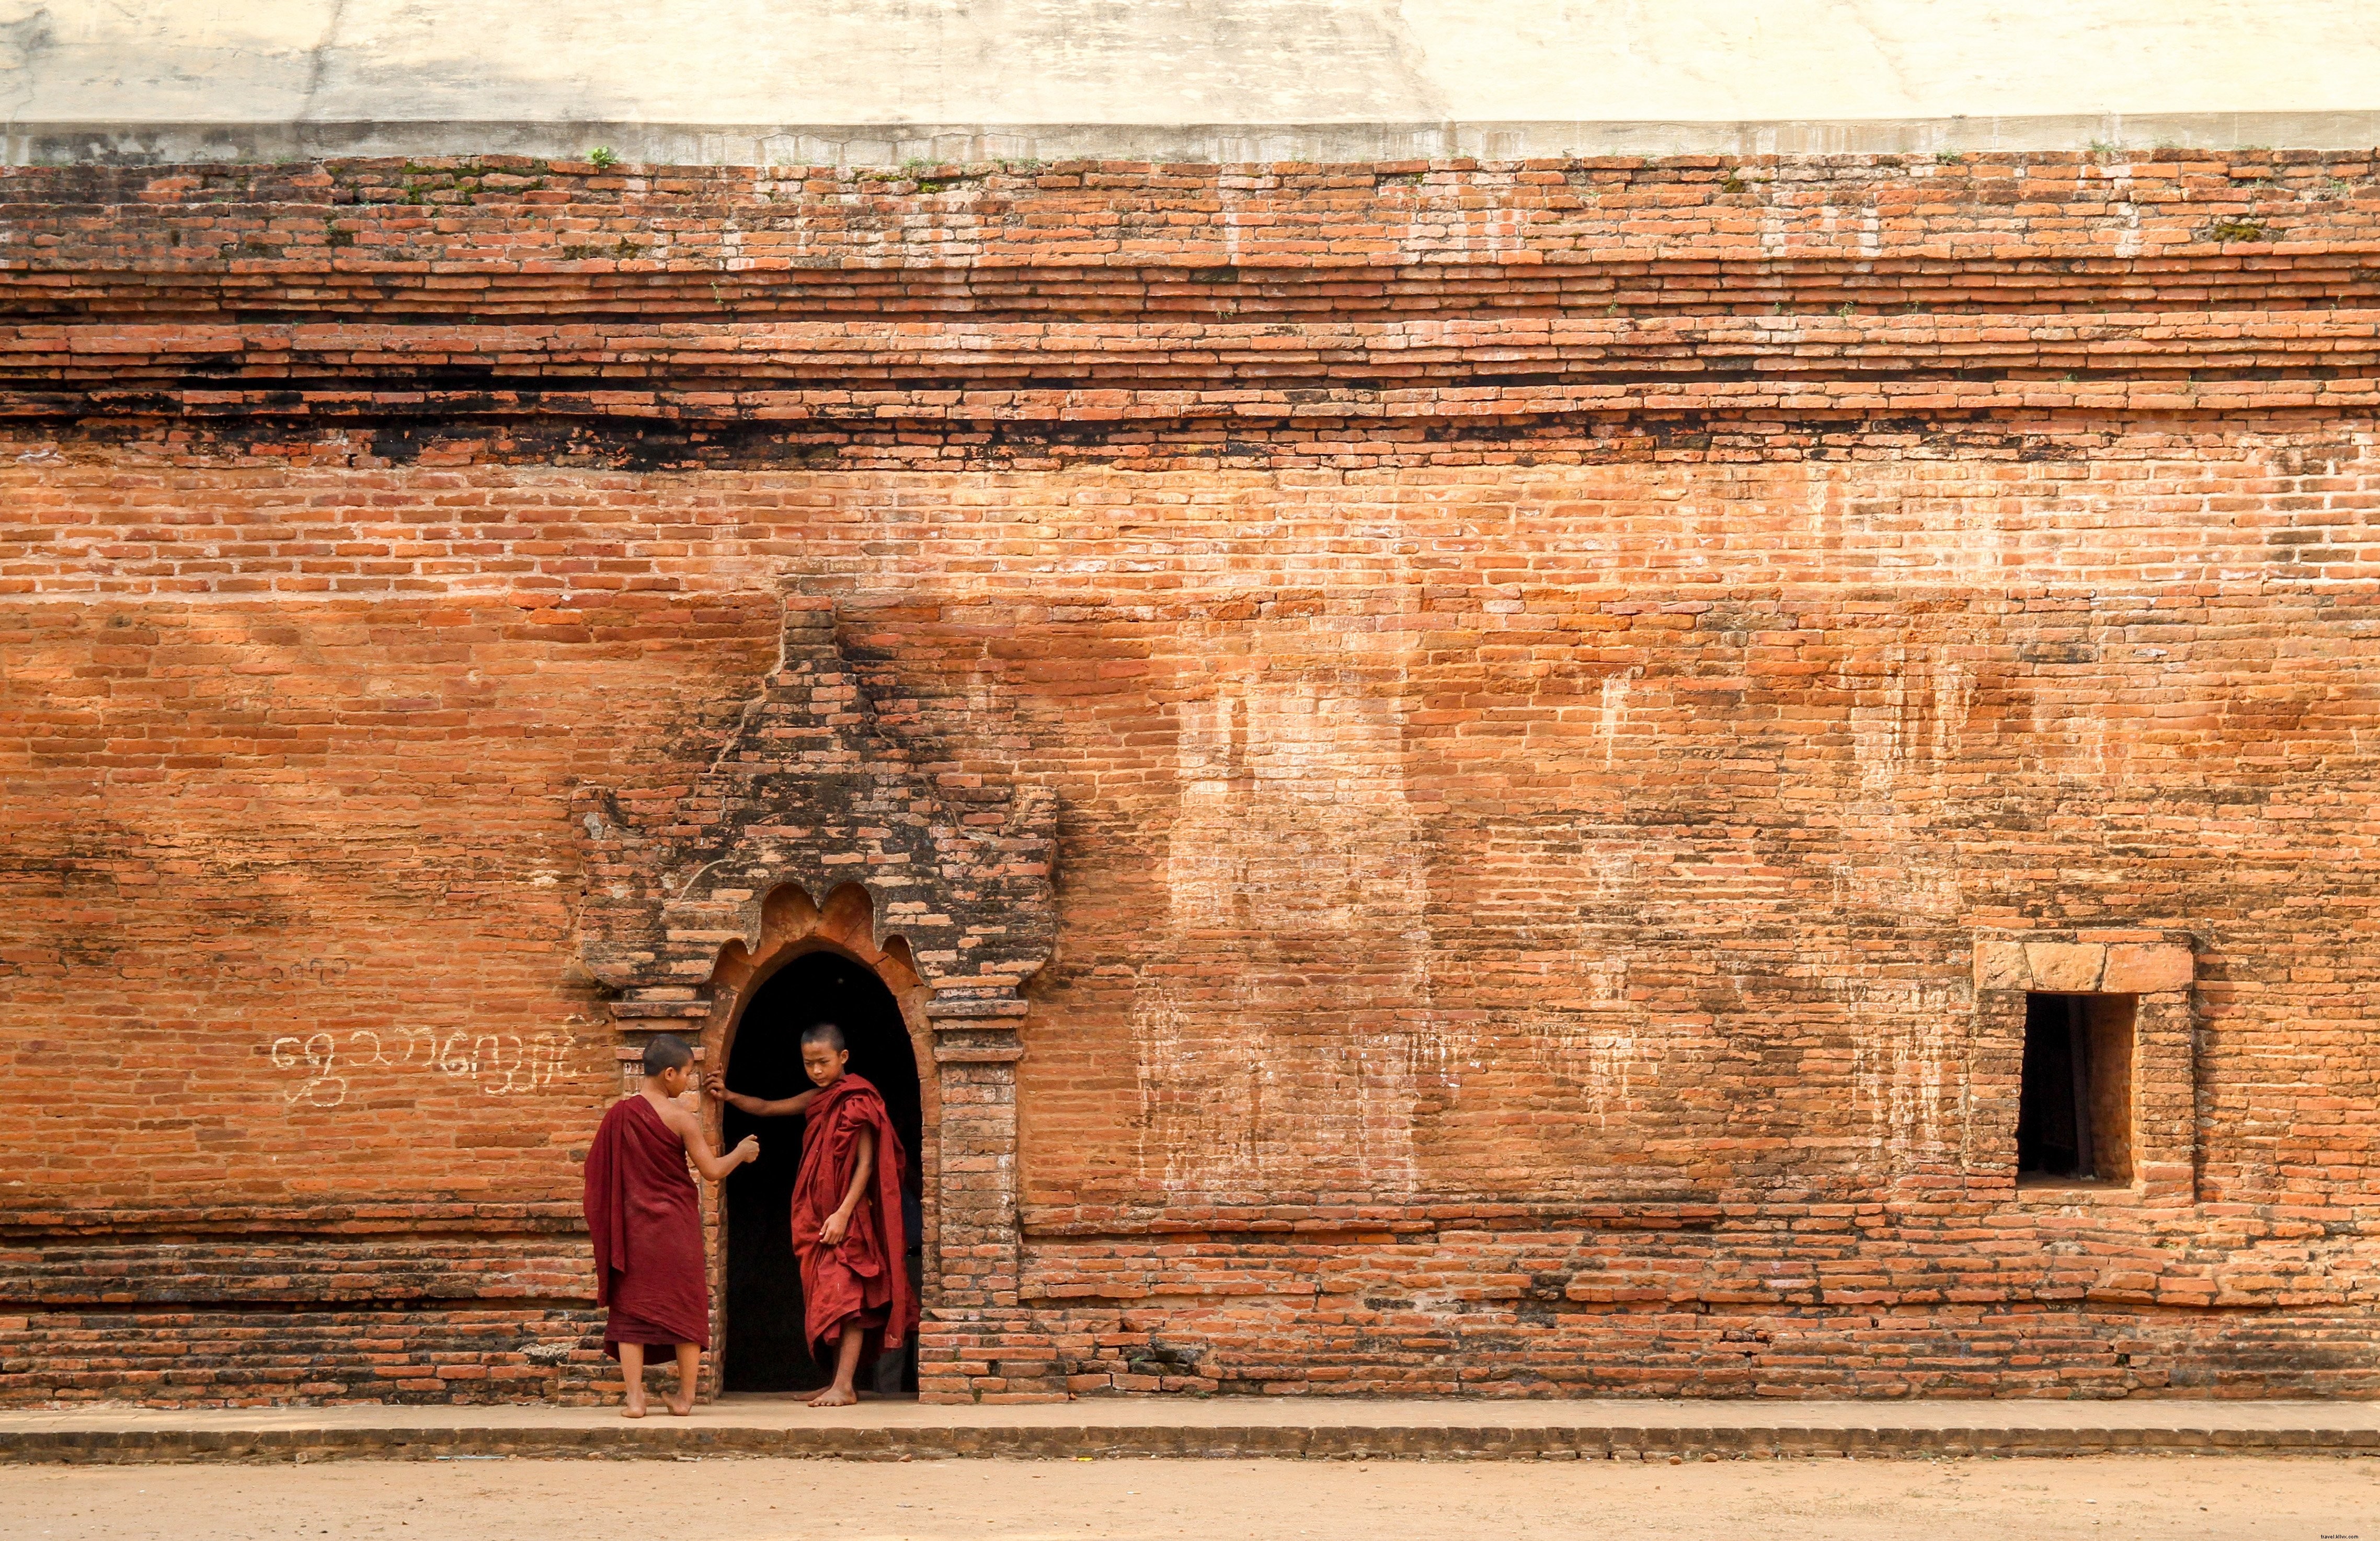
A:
[7, 0, 2380, 164]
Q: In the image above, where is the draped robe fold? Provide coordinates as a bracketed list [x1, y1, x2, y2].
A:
[582, 1094, 711, 1359]
[788, 1074, 918, 1366]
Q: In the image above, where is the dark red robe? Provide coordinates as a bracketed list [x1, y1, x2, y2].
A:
[789, 1073, 917, 1365]
[582, 1094, 710, 1359]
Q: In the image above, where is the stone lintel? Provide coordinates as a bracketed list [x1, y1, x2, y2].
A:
[934, 1044, 1027, 1065]
[1973, 930, 2195, 995]
[926, 997, 1032, 1022]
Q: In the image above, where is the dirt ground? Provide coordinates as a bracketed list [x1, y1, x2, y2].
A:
[3, 1456, 2374, 1541]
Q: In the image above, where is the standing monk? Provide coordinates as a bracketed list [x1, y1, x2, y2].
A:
[582, 1033, 758, 1418]
[787, 1021, 917, 1406]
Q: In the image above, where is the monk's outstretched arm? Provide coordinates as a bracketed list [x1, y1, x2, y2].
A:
[704, 1072, 819, 1119]
[817, 1126, 875, 1247]
[670, 1102, 759, 1182]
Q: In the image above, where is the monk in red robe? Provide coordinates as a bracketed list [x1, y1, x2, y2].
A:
[582, 1033, 757, 1417]
[786, 1021, 917, 1406]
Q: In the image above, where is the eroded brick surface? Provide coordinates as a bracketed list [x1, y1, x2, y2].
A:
[2, 153, 2376, 1405]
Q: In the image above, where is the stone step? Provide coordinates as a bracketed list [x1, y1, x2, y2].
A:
[5, 1398, 2376, 1465]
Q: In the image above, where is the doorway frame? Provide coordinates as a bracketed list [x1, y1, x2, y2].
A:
[676, 882, 941, 1399]
[589, 870, 1034, 1404]
[708, 883, 937, 1395]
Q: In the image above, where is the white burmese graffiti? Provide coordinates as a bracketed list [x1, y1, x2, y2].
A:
[266, 1026, 577, 1108]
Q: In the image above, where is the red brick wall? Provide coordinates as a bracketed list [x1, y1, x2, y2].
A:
[3, 152, 2377, 1402]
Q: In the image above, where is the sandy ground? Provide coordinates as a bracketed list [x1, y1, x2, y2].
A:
[3, 1456, 2374, 1541]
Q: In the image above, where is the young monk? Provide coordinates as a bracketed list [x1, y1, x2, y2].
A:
[774, 1022, 917, 1406]
[582, 1033, 758, 1418]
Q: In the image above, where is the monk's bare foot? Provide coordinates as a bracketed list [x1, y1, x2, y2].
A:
[807, 1384, 859, 1408]
[621, 1397, 648, 1420]
[665, 1392, 696, 1416]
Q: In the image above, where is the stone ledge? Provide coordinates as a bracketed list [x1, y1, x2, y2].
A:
[6, 1402, 2378, 1464]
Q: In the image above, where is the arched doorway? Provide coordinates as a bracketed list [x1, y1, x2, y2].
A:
[720, 948, 924, 1394]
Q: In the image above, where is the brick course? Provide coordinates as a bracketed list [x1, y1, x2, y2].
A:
[2, 153, 2376, 1404]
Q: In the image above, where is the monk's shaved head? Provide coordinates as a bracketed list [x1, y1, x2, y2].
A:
[799, 1021, 848, 1053]
[641, 1033, 695, 1077]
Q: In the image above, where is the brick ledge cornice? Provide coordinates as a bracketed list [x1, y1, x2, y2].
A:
[9, 309, 2380, 382]
[6, 150, 2379, 327]
[10, 309, 2380, 429]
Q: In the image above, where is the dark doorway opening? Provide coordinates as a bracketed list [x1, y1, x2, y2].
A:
[721, 949, 923, 1394]
[2017, 992, 2136, 1184]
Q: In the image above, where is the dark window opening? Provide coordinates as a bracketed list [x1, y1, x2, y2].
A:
[2017, 993, 2136, 1185]
[722, 950, 923, 1395]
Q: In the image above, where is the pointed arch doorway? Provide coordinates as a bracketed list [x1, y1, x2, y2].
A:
[720, 948, 925, 1394]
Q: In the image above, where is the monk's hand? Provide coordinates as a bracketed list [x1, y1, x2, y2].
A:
[818, 1208, 850, 1247]
[703, 1072, 730, 1105]
[733, 1135, 760, 1166]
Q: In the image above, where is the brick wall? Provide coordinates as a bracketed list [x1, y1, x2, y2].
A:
[3, 152, 2377, 1402]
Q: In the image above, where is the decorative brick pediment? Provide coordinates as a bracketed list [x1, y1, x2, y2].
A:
[570, 591, 1055, 1024]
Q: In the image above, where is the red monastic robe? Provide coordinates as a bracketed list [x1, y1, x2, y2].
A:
[788, 1074, 917, 1364]
[582, 1094, 711, 1358]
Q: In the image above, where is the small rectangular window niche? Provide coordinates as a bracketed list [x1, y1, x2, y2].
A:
[1973, 932, 2197, 1204]
[2016, 994, 2135, 1185]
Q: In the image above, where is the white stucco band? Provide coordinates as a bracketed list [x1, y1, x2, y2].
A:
[7, 0, 2380, 166]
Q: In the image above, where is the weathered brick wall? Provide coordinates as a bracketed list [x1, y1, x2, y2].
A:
[3, 152, 2376, 1403]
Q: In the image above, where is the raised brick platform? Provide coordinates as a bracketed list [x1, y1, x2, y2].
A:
[4, 1398, 2376, 1464]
